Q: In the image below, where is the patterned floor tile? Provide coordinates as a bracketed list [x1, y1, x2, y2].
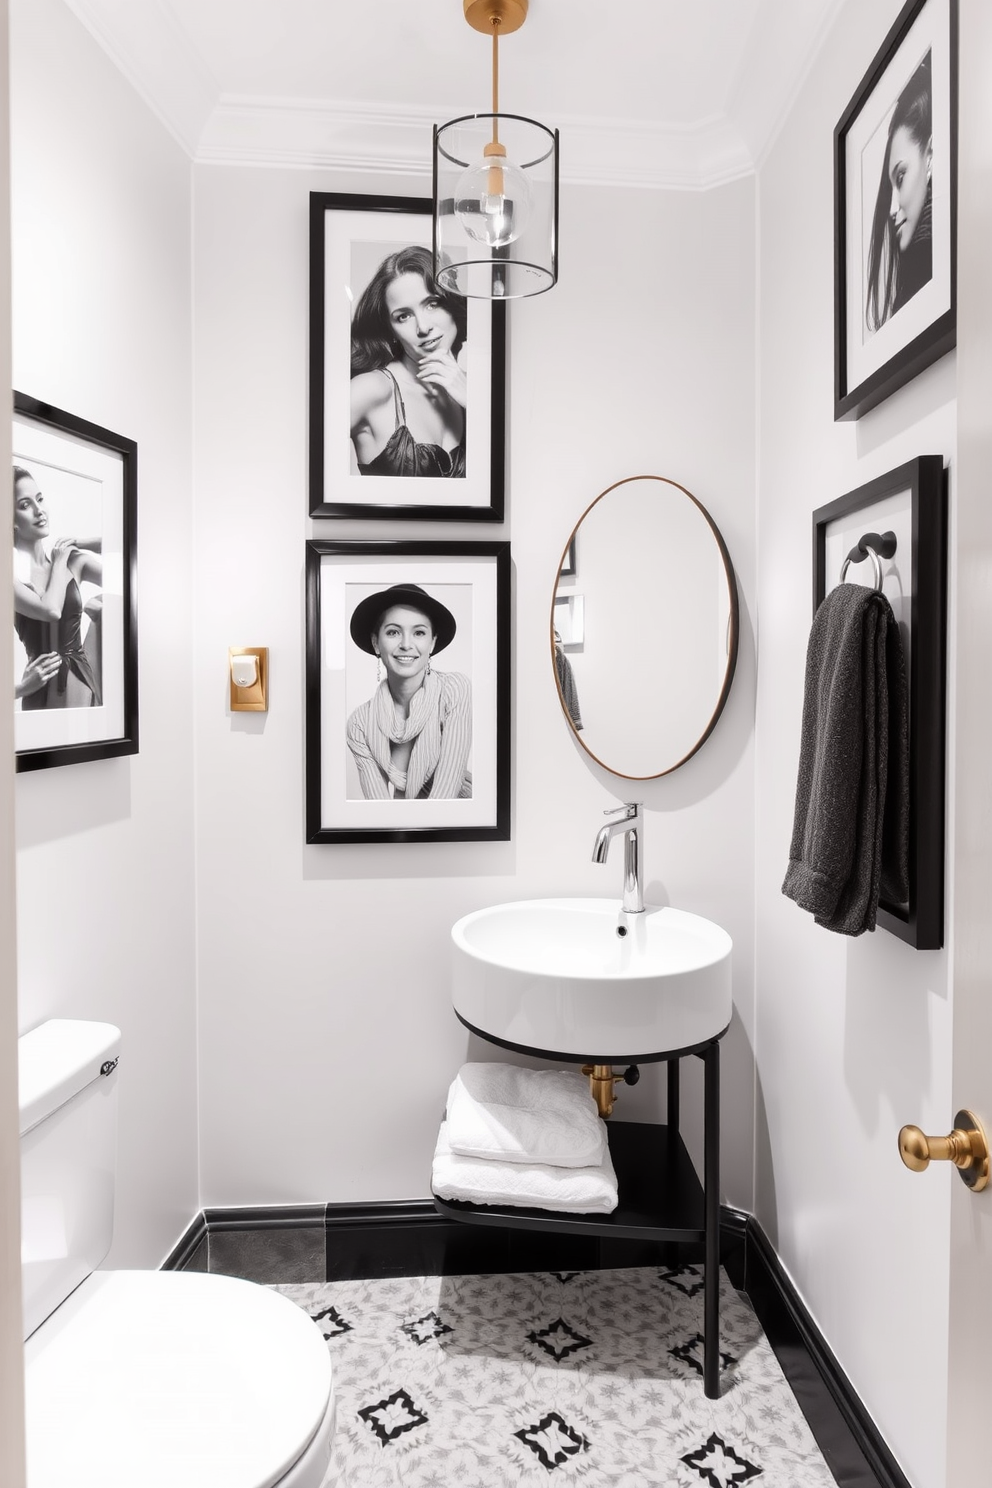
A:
[272, 1268, 839, 1488]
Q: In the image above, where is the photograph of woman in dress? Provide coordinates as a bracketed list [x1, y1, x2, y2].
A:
[865, 51, 933, 334]
[346, 582, 472, 800]
[349, 245, 468, 479]
[13, 463, 103, 710]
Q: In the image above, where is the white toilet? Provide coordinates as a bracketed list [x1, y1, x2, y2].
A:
[19, 1019, 335, 1488]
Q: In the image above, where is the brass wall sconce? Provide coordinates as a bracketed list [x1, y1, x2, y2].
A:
[229, 647, 268, 712]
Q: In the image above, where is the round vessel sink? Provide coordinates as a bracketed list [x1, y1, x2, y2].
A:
[451, 898, 732, 1061]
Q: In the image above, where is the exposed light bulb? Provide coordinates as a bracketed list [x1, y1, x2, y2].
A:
[455, 151, 532, 248]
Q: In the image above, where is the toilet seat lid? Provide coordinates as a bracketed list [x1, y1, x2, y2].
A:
[24, 1270, 333, 1488]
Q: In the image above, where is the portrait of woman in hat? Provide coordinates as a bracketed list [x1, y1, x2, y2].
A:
[345, 582, 472, 800]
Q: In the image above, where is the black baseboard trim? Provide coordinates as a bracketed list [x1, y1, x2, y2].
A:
[325, 1199, 438, 1228]
[163, 1198, 907, 1488]
[204, 1203, 327, 1231]
[161, 1211, 207, 1272]
[740, 1215, 911, 1488]
[718, 1203, 748, 1289]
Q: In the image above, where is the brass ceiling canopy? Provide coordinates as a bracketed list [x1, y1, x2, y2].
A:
[463, 0, 528, 36]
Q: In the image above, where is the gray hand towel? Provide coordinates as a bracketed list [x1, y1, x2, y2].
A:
[555, 645, 583, 730]
[782, 582, 909, 936]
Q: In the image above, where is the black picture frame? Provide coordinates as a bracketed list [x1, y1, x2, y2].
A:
[559, 536, 576, 578]
[813, 456, 946, 948]
[13, 393, 138, 772]
[305, 540, 510, 843]
[833, 0, 957, 421]
[309, 192, 506, 521]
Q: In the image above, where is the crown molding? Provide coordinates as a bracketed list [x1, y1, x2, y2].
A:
[197, 97, 755, 190]
[64, 0, 217, 156]
[64, 1, 760, 188]
[61, 0, 850, 187]
[730, 0, 847, 168]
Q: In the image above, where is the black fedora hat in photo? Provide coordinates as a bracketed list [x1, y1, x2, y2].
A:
[349, 583, 457, 656]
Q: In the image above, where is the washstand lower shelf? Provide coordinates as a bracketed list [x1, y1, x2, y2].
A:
[433, 1121, 705, 1243]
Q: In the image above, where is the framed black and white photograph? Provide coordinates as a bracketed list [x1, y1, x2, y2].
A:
[305, 540, 510, 843]
[12, 393, 138, 772]
[553, 592, 584, 651]
[834, 0, 957, 421]
[813, 456, 946, 948]
[309, 192, 505, 522]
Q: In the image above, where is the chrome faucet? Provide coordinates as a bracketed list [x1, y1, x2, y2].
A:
[592, 802, 645, 914]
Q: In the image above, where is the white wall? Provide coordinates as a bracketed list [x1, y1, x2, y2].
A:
[0, 0, 27, 1476]
[192, 165, 758, 1213]
[755, 2, 955, 1485]
[10, 0, 199, 1267]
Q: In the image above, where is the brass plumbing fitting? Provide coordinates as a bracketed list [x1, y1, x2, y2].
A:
[581, 1063, 640, 1119]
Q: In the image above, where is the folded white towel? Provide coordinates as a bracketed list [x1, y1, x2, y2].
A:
[445, 1062, 606, 1168]
[431, 1120, 618, 1214]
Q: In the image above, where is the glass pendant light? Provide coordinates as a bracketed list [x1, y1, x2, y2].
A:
[433, 0, 559, 299]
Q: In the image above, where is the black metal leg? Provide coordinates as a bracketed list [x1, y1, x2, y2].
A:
[666, 1057, 680, 1135]
[657, 1057, 683, 1270]
[703, 1038, 720, 1398]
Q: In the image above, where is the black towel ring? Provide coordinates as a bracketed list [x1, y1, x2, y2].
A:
[839, 530, 897, 593]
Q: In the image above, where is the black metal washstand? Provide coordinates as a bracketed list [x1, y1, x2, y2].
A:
[433, 1022, 726, 1399]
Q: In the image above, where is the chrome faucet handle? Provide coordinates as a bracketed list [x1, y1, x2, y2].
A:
[603, 802, 642, 819]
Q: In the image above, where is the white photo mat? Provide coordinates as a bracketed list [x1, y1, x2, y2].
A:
[306, 543, 510, 842]
[835, 0, 956, 419]
[843, 3, 952, 391]
[312, 196, 501, 518]
[13, 410, 129, 759]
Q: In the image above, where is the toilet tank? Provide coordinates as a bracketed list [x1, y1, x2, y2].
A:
[19, 1019, 121, 1340]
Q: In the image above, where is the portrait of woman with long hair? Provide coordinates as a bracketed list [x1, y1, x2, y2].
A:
[349, 245, 468, 479]
[864, 52, 933, 334]
[12, 463, 103, 711]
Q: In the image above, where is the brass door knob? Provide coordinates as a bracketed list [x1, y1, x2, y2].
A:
[898, 1109, 990, 1192]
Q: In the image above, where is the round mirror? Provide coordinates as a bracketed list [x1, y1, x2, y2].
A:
[551, 475, 739, 779]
